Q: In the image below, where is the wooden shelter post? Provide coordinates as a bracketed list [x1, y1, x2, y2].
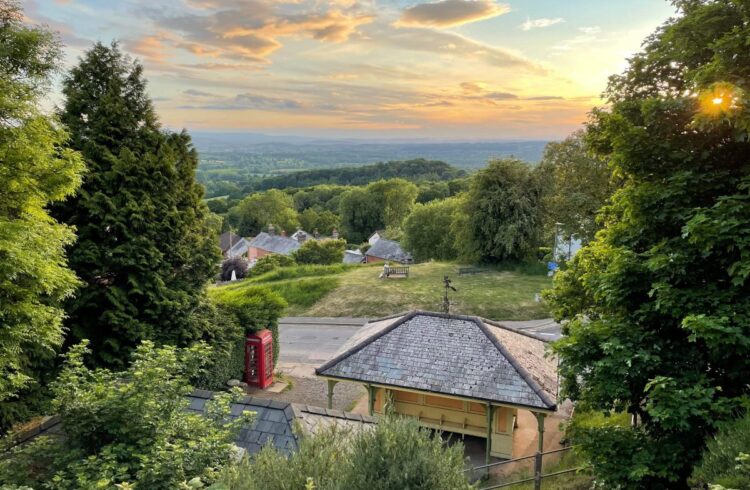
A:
[326, 379, 338, 409]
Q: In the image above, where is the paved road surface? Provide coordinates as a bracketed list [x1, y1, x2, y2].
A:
[499, 319, 562, 340]
[278, 317, 367, 364]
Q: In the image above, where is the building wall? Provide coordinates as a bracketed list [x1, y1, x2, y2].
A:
[365, 255, 385, 264]
[248, 247, 272, 261]
[372, 388, 515, 458]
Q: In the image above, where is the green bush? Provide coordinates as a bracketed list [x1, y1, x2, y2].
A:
[247, 264, 350, 283]
[293, 239, 346, 265]
[270, 277, 339, 308]
[690, 413, 750, 489]
[208, 285, 287, 364]
[212, 416, 471, 490]
[248, 254, 296, 277]
[0, 342, 251, 489]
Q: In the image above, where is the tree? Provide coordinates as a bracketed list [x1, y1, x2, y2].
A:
[221, 256, 249, 281]
[367, 178, 419, 229]
[0, 341, 250, 489]
[537, 130, 615, 243]
[227, 189, 299, 236]
[338, 187, 383, 244]
[55, 42, 220, 367]
[546, 1, 750, 487]
[0, 0, 84, 431]
[459, 158, 544, 262]
[402, 198, 461, 262]
[293, 239, 346, 265]
[216, 415, 471, 490]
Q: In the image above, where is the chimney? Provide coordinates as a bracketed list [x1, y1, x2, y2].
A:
[280, 229, 287, 237]
[331, 228, 339, 239]
[268, 223, 275, 235]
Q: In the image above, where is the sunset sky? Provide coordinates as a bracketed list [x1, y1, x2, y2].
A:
[27, 0, 676, 139]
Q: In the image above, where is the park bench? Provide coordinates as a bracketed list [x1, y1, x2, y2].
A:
[458, 267, 487, 276]
[380, 265, 410, 279]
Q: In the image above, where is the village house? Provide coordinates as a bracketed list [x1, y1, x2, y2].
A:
[246, 231, 301, 260]
[316, 311, 559, 463]
[218, 230, 242, 257]
[364, 238, 412, 264]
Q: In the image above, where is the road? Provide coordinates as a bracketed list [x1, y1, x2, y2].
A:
[277, 316, 562, 366]
[278, 317, 367, 364]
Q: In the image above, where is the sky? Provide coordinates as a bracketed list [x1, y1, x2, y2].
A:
[26, 0, 677, 140]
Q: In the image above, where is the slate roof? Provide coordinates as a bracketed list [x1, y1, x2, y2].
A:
[227, 237, 250, 258]
[316, 311, 557, 411]
[343, 250, 364, 264]
[219, 231, 242, 253]
[248, 232, 301, 256]
[365, 238, 412, 263]
[11, 391, 375, 456]
[186, 390, 375, 456]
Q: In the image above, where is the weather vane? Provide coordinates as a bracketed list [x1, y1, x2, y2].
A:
[443, 276, 457, 314]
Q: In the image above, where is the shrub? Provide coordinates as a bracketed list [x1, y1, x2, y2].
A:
[0, 341, 251, 489]
[271, 277, 339, 308]
[208, 284, 287, 363]
[690, 413, 750, 489]
[212, 416, 471, 490]
[293, 239, 346, 265]
[248, 254, 296, 277]
[247, 264, 350, 283]
[221, 256, 249, 281]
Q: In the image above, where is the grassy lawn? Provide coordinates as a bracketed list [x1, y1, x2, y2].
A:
[301, 262, 552, 320]
[212, 262, 553, 319]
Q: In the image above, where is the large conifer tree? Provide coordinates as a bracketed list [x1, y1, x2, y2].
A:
[56, 42, 219, 367]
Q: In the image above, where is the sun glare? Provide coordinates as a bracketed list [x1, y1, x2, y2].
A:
[698, 82, 742, 118]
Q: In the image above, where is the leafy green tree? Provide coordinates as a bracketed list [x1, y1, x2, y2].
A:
[55, 42, 220, 367]
[338, 187, 383, 244]
[537, 130, 615, 243]
[215, 416, 471, 490]
[0, 341, 250, 489]
[0, 0, 84, 431]
[690, 413, 750, 489]
[546, 1, 750, 486]
[459, 158, 544, 262]
[299, 208, 340, 236]
[228, 189, 299, 236]
[293, 239, 346, 265]
[402, 198, 460, 262]
[367, 178, 419, 229]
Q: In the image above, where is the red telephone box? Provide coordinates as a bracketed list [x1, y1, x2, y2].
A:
[245, 329, 274, 389]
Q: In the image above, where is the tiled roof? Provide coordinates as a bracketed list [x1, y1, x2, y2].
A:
[365, 239, 412, 263]
[227, 237, 250, 258]
[248, 232, 301, 255]
[219, 231, 242, 253]
[187, 390, 375, 456]
[316, 311, 557, 410]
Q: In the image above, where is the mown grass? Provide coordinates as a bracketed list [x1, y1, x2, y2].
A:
[302, 261, 552, 320]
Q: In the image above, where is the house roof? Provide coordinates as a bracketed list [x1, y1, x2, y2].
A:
[227, 237, 250, 258]
[187, 390, 375, 456]
[248, 232, 301, 255]
[219, 231, 242, 253]
[343, 250, 364, 264]
[365, 238, 412, 263]
[10, 391, 375, 457]
[316, 311, 557, 411]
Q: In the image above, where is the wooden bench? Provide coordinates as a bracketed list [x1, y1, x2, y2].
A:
[458, 267, 487, 276]
[381, 265, 410, 278]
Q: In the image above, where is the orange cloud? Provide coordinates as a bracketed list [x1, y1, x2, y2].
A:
[395, 0, 510, 29]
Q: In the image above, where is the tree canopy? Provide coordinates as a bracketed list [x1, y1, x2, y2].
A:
[0, 0, 84, 431]
[227, 189, 300, 236]
[55, 42, 220, 368]
[546, 1, 750, 486]
[402, 198, 461, 262]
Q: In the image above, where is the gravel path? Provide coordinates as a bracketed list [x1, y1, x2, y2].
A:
[246, 375, 366, 411]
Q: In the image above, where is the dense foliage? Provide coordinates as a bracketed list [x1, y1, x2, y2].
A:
[459, 158, 545, 262]
[293, 239, 346, 265]
[537, 131, 615, 243]
[0, 0, 84, 432]
[402, 198, 461, 262]
[213, 416, 471, 490]
[0, 341, 250, 489]
[54, 42, 220, 368]
[227, 189, 300, 236]
[256, 159, 465, 190]
[690, 412, 750, 489]
[547, 1, 750, 487]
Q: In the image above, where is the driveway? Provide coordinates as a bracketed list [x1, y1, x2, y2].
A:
[278, 317, 367, 364]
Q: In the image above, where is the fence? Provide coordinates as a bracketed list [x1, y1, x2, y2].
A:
[466, 446, 589, 490]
